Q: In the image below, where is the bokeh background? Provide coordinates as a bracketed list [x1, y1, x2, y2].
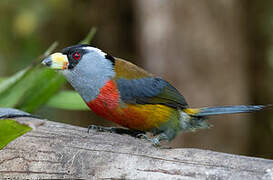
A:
[0, 0, 272, 158]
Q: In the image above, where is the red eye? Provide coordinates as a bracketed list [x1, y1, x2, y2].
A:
[73, 52, 81, 60]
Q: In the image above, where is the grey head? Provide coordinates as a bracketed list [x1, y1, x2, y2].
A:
[42, 44, 116, 102]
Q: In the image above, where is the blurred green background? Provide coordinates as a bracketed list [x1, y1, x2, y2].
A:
[0, 0, 272, 158]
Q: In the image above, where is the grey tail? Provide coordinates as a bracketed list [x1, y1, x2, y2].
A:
[190, 105, 272, 117]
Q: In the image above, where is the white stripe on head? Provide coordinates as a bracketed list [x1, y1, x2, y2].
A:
[82, 47, 106, 57]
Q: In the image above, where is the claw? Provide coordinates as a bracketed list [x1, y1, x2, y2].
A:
[150, 137, 160, 146]
[87, 125, 97, 133]
[136, 133, 148, 140]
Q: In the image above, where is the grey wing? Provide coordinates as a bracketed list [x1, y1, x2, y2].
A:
[115, 77, 188, 109]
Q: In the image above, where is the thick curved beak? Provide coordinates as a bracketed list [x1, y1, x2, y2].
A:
[42, 53, 69, 70]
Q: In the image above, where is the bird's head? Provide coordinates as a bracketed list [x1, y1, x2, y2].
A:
[42, 44, 116, 102]
[42, 44, 115, 71]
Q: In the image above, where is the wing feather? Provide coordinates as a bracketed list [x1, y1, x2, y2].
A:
[116, 77, 188, 109]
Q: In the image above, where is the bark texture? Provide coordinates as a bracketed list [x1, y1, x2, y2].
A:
[0, 109, 273, 179]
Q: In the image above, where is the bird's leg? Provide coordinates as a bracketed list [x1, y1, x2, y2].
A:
[137, 133, 169, 147]
[87, 125, 145, 137]
[150, 133, 169, 146]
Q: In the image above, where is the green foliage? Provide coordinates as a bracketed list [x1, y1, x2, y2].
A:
[46, 90, 89, 111]
[0, 42, 64, 112]
[0, 119, 32, 149]
[0, 28, 96, 113]
[0, 67, 31, 93]
[0, 66, 36, 108]
[17, 68, 66, 112]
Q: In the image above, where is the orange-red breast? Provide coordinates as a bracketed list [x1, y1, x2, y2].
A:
[42, 44, 271, 145]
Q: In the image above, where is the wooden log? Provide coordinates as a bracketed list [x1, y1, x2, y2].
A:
[0, 108, 273, 179]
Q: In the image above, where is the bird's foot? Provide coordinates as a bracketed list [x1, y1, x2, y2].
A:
[136, 134, 162, 147]
[136, 133, 149, 140]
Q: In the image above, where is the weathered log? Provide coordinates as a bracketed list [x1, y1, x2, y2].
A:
[0, 108, 272, 179]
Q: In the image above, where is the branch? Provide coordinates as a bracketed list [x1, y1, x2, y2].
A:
[0, 108, 272, 179]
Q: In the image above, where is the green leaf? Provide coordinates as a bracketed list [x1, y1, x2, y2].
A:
[17, 68, 66, 112]
[0, 41, 64, 112]
[46, 90, 89, 110]
[0, 66, 38, 108]
[0, 66, 31, 94]
[0, 119, 32, 149]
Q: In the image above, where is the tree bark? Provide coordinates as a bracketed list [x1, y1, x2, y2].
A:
[0, 109, 273, 179]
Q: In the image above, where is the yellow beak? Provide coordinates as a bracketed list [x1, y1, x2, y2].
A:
[42, 53, 69, 70]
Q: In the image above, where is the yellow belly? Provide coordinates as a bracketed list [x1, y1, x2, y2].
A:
[111, 104, 178, 131]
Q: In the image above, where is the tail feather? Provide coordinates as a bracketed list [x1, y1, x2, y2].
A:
[185, 105, 272, 117]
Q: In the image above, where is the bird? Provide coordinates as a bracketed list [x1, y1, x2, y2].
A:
[42, 44, 271, 145]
